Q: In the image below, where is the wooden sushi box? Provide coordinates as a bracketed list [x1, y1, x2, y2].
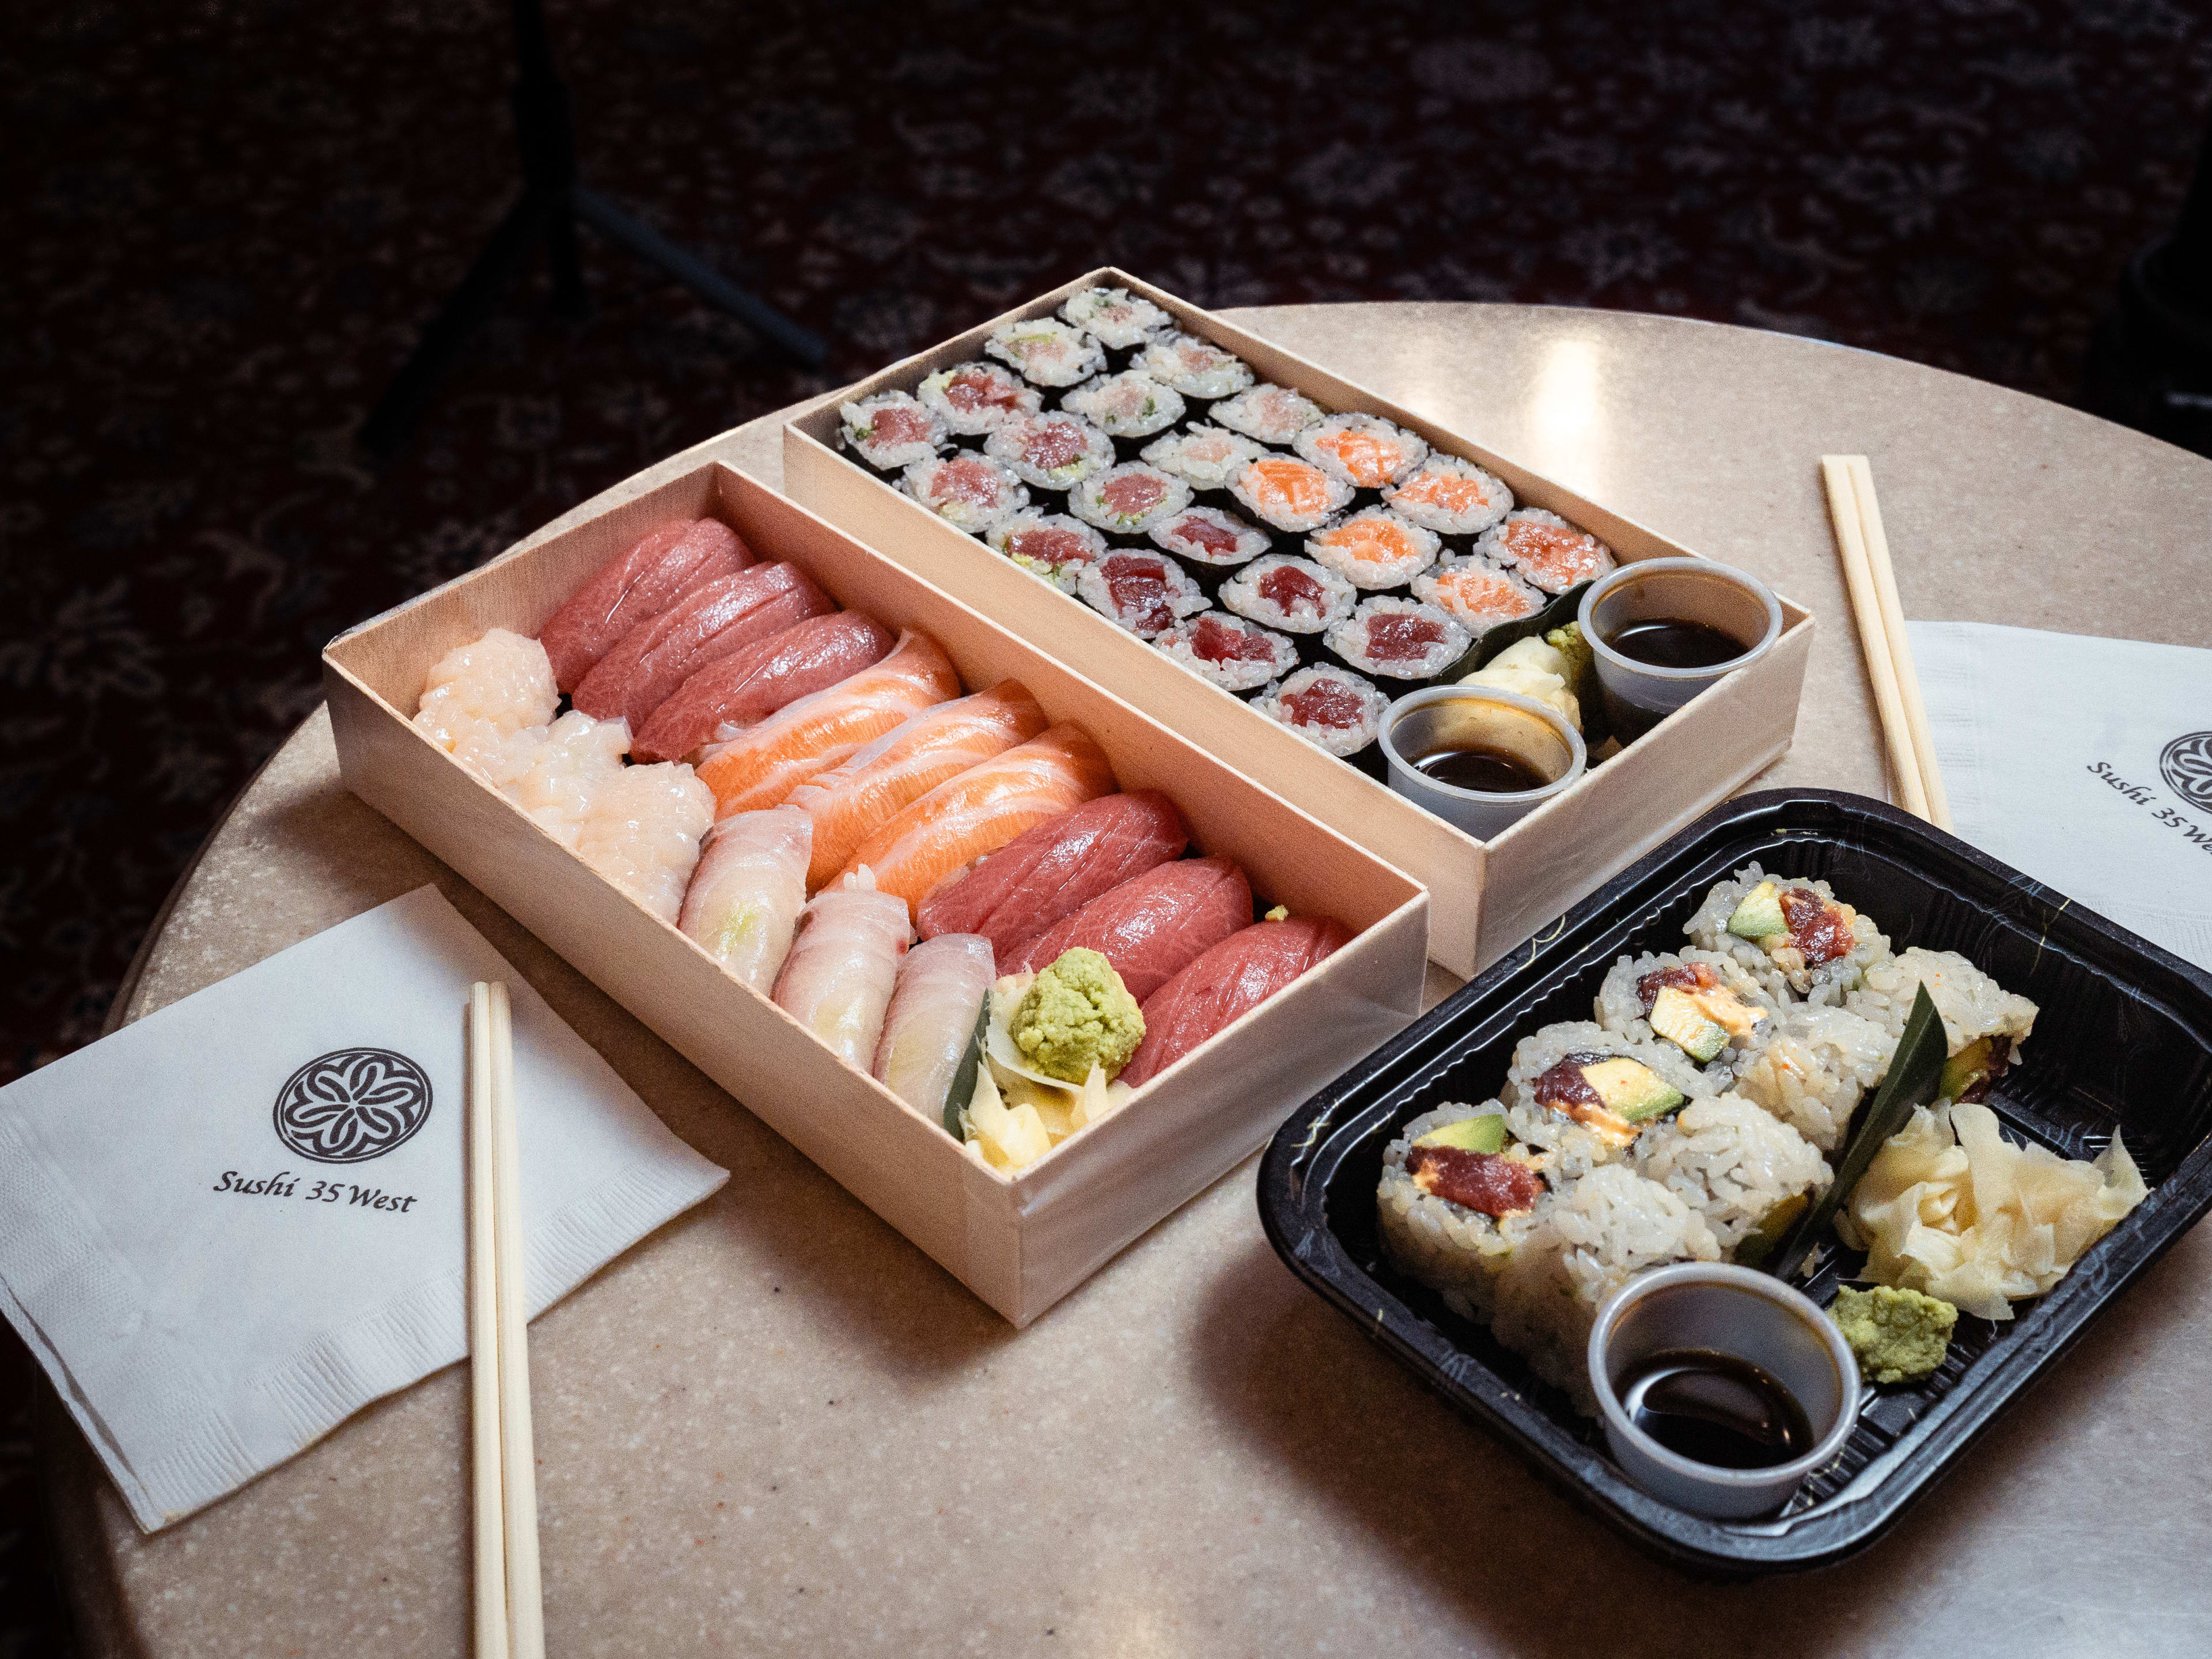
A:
[782, 268, 1816, 978]
[323, 463, 1428, 1327]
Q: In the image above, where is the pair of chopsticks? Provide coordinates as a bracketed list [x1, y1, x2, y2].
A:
[1820, 455, 1952, 831]
[469, 982, 546, 1659]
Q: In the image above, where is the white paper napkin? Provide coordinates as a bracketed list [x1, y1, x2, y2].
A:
[0, 885, 728, 1531]
[1910, 621, 2212, 973]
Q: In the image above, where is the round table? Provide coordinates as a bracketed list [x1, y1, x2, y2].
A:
[47, 305, 2212, 1657]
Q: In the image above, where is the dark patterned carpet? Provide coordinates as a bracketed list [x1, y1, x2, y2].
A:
[4, 0, 2208, 1647]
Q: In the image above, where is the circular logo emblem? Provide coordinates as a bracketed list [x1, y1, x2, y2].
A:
[272, 1048, 433, 1164]
[2161, 731, 2212, 812]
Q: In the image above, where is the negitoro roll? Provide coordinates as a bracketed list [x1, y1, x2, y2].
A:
[986, 510, 1107, 591]
[1074, 550, 1207, 638]
[1476, 507, 1616, 595]
[1218, 554, 1355, 635]
[1294, 413, 1430, 489]
[1058, 284, 1171, 350]
[1150, 504, 1271, 567]
[983, 410, 1115, 491]
[1154, 611, 1300, 693]
[1068, 462, 1193, 535]
[1325, 595, 1471, 681]
[917, 361, 1040, 435]
[900, 452, 1029, 533]
[840, 391, 947, 472]
[1304, 506, 1442, 589]
[1062, 370, 1187, 440]
[1229, 454, 1353, 533]
[1135, 331, 1256, 400]
[1410, 552, 1543, 637]
[1210, 382, 1325, 446]
[1251, 664, 1388, 757]
[1385, 454, 1514, 536]
[985, 317, 1107, 388]
[1139, 423, 1267, 489]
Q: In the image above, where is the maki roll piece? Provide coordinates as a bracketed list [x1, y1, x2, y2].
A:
[1069, 462, 1194, 536]
[1594, 949, 1777, 1070]
[1210, 382, 1325, 446]
[1476, 507, 1616, 596]
[1686, 864, 1892, 1006]
[984, 317, 1107, 388]
[987, 510, 1108, 591]
[1631, 1095, 1832, 1259]
[1252, 664, 1388, 758]
[1847, 947, 2039, 1091]
[1501, 1021, 1719, 1149]
[1059, 284, 1172, 350]
[1140, 423, 1267, 489]
[840, 391, 947, 472]
[1411, 552, 1544, 637]
[1294, 414, 1430, 490]
[983, 410, 1115, 492]
[918, 361, 1041, 435]
[1325, 596, 1471, 681]
[1385, 455, 1514, 536]
[1150, 505, 1271, 568]
[1229, 454, 1354, 533]
[1729, 1005, 1896, 1152]
[1154, 611, 1300, 692]
[1135, 331, 1257, 400]
[1219, 554, 1355, 635]
[901, 453, 1029, 534]
[1062, 370, 1187, 440]
[1075, 550, 1207, 638]
[1377, 1101, 1550, 1322]
[1305, 507, 1442, 590]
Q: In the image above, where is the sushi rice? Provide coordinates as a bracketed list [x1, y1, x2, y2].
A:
[1305, 506, 1442, 590]
[1477, 507, 1617, 595]
[984, 317, 1107, 388]
[1728, 1004, 1896, 1152]
[1062, 370, 1187, 438]
[1410, 552, 1544, 636]
[1135, 331, 1256, 400]
[987, 510, 1107, 590]
[1251, 664, 1388, 757]
[1593, 948, 1779, 1066]
[983, 410, 1115, 491]
[1069, 462, 1193, 535]
[1140, 423, 1267, 488]
[900, 453, 1031, 533]
[917, 361, 1040, 435]
[1153, 611, 1298, 692]
[1385, 455, 1514, 536]
[1294, 412, 1430, 489]
[1150, 505, 1271, 567]
[1325, 595, 1471, 681]
[1059, 284, 1170, 350]
[1218, 553, 1356, 635]
[1210, 382, 1325, 446]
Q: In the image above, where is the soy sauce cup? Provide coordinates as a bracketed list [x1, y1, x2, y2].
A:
[1588, 1263, 1859, 1520]
[1578, 558, 1783, 740]
[1378, 686, 1586, 838]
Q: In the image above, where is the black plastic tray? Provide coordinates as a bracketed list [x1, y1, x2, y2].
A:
[1257, 789, 2212, 1577]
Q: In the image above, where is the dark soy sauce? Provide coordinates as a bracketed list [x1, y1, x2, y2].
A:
[1411, 745, 1548, 793]
[1605, 617, 1748, 671]
[1619, 1349, 1814, 1470]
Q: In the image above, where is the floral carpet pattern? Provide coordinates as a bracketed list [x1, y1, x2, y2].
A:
[3, 0, 2209, 1646]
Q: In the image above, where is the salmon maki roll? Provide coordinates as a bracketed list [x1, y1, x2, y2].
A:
[790, 681, 1048, 889]
[571, 562, 835, 729]
[1229, 455, 1353, 534]
[632, 612, 895, 763]
[1121, 915, 1353, 1086]
[540, 518, 753, 692]
[834, 724, 1116, 916]
[1476, 508, 1616, 596]
[1010, 855, 1253, 1002]
[692, 631, 960, 817]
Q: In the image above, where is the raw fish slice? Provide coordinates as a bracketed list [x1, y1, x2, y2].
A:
[772, 885, 914, 1067]
[634, 612, 896, 764]
[873, 934, 996, 1119]
[693, 631, 961, 817]
[541, 519, 753, 691]
[1010, 856, 1251, 1002]
[1121, 915, 1353, 1086]
[574, 762, 717, 925]
[916, 790, 1187, 957]
[834, 725, 1117, 918]
[677, 806, 813, 992]
[573, 562, 834, 728]
[790, 681, 1048, 888]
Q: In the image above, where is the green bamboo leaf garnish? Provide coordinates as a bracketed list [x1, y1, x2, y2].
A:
[943, 994, 995, 1141]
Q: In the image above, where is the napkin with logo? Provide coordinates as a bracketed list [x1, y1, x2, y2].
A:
[0, 884, 727, 1531]
[1910, 621, 2212, 973]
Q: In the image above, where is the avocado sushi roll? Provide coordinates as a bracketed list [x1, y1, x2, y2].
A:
[1629, 1093, 1832, 1256]
[1377, 1101, 1549, 1321]
[1594, 949, 1777, 1070]
[1728, 1004, 1897, 1152]
[1686, 863, 1892, 1005]
[1500, 1021, 1719, 1146]
[1847, 946, 2039, 1099]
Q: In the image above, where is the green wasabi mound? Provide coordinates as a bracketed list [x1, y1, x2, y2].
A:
[1010, 948, 1145, 1084]
[1828, 1285, 1957, 1385]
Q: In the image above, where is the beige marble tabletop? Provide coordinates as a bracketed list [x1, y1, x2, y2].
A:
[43, 304, 2212, 1658]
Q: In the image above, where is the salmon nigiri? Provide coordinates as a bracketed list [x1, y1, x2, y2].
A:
[831, 724, 1115, 916]
[788, 680, 1047, 889]
[692, 631, 961, 817]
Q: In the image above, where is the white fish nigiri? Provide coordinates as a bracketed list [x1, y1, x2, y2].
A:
[679, 806, 813, 993]
[575, 762, 715, 924]
[772, 880, 913, 1066]
[873, 933, 995, 1119]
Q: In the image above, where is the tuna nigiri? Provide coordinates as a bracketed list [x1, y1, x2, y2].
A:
[571, 561, 834, 729]
[1120, 914, 1352, 1086]
[916, 789, 1187, 957]
[541, 518, 753, 692]
[789, 681, 1048, 888]
[692, 631, 960, 817]
[772, 884, 914, 1067]
[872, 933, 995, 1121]
[634, 612, 896, 764]
[1010, 855, 1251, 1002]
[832, 725, 1116, 916]
[677, 805, 813, 993]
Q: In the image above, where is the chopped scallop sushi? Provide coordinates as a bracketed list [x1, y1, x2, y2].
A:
[1305, 507, 1442, 589]
[984, 317, 1105, 388]
[1327, 596, 1471, 680]
[413, 627, 559, 776]
[1139, 423, 1267, 488]
[839, 391, 946, 471]
[987, 510, 1108, 590]
[1059, 284, 1171, 350]
[983, 410, 1115, 491]
[1477, 508, 1616, 594]
[1135, 331, 1256, 400]
[497, 710, 630, 847]
[1210, 382, 1325, 446]
[1218, 553, 1356, 635]
[900, 452, 1029, 533]
[1411, 552, 1544, 635]
[1385, 455, 1514, 536]
[574, 761, 716, 925]
[1295, 413, 1430, 489]
[1229, 454, 1353, 533]
[1150, 505, 1271, 567]
[917, 360, 1040, 435]
[1075, 551, 1207, 638]
[1252, 665, 1389, 757]
[1069, 463, 1192, 535]
[1155, 612, 1299, 692]
[1062, 370, 1185, 439]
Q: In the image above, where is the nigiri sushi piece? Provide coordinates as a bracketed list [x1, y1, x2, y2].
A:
[789, 681, 1048, 888]
[573, 762, 717, 925]
[1010, 856, 1252, 1002]
[692, 631, 961, 817]
[916, 790, 1187, 958]
[497, 709, 630, 847]
[1120, 914, 1353, 1087]
[633, 612, 896, 764]
[872, 933, 995, 1120]
[413, 628, 559, 775]
[677, 805, 813, 992]
[832, 725, 1117, 917]
[571, 562, 834, 729]
[772, 882, 914, 1067]
[540, 518, 753, 692]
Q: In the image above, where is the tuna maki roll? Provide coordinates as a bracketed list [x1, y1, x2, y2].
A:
[1385, 455, 1515, 536]
[984, 410, 1115, 491]
[1069, 463, 1192, 535]
[1210, 382, 1325, 446]
[840, 391, 947, 472]
[1252, 664, 1388, 757]
[900, 452, 1029, 533]
[1139, 423, 1267, 488]
[1062, 370, 1186, 440]
[1295, 413, 1430, 490]
[1135, 331, 1256, 400]
[1154, 611, 1300, 692]
[1594, 949, 1777, 1070]
[1218, 554, 1355, 635]
[1477, 507, 1616, 595]
[1229, 454, 1353, 533]
[1326, 596, 1471, 681]
[1059, 285, 1171, 350]
[1075, 550, 1207, 638]
[1305, 507, 1442, 590]
[1377, 1101, 1550, 1321]
[1411, 552, 1544, 637]
[1685, 864, 1892, 1006]
[1150, 505, 1271, 567]
[987, 510, 1107, 591]
[985, 317, 1106, 388]
[917, 361, 1040, 435]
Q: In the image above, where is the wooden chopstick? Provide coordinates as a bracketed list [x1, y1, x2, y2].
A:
[488, 982, 547, 1659]
[468, 986, 510, 1659]
[1820, 456, 1934, 823]
[1844, 456, 1953, 831]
